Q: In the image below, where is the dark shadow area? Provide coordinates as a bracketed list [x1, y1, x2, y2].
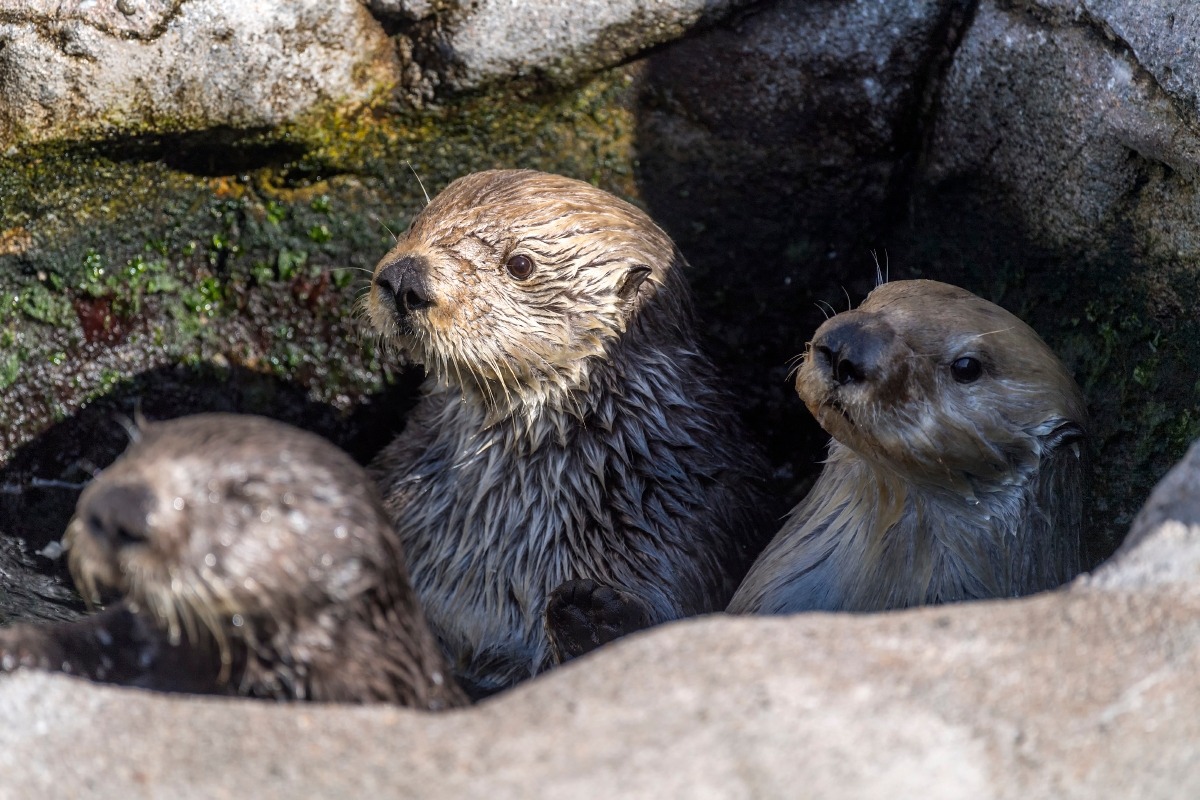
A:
[0, 363, 423, 622]
[98, 127, 311, 179]
[86, 127, 349, 190]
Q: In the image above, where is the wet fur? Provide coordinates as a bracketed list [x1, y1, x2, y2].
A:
[0, 414, 466, 709]
[366, 170, 771, 694]
[729, 280, 1087, 614]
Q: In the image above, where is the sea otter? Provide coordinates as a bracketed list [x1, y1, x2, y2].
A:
[364, 169, 772, 695]
[729, 279, 1087, 614]
[0, 414, 466, 710]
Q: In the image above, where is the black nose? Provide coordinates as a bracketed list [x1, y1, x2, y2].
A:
[812, 316, 895, 386]
[79, 483, 156, 550]
[374, 255, 433, 315]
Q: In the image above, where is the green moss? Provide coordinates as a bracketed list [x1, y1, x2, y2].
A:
[0, 351, 19, 390]
[277, 248, 309, 280]
[15, 283, 74, 327]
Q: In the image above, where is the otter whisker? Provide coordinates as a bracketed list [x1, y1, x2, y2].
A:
[870, 249, 888, 287]
[406, 161, 431, 206]
[183, 575, 235, 684]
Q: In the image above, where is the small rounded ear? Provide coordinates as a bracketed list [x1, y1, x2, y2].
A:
[617, 265, 652, 300]
[1042, 420, 1086, 455]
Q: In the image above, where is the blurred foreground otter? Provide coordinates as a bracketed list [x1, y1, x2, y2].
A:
[729, 280, 1087, 614]
[0, 414, 466, 710]
[364, 169, 771, 695]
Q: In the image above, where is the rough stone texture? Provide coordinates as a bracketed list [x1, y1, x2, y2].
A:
[4, 461, 1200, 798]
[924, 0, 1200, 261]
[1023, 0, 1200, 121]
[399, 0, 763, 98]
[636, 0, 963, 254]
[0, 0, 400, 147]
[0, 0, 178, 38]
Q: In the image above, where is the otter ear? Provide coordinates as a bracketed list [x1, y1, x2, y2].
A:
[617, 265, 652, 301]
[1042, 421, 1086, 456]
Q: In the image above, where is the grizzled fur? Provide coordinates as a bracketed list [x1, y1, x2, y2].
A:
[365, 170, 771, 695]
[729, 280, 1087, 615]
[0, 414, 466, 710]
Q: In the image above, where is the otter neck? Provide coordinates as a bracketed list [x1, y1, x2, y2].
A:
[430, 313, 689, 448]
[803, 440, 1039, 610]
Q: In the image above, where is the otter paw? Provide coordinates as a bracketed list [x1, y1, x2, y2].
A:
[544, 579, 653, 664]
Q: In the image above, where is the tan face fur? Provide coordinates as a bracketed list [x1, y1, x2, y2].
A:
[66, 416, 392, 646]
[364, 170, 678, 414]
[795, 279, 1086, 489]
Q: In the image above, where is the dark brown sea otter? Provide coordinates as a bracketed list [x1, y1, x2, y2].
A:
[0, 414, 466, 710]
[729, 279, 1087, 614]
[364, 169, 772, 695]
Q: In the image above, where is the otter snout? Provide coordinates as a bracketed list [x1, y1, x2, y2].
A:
[375, 255, 434, 319]
[79, 483, 156, 551]
[809, 314, 898, 388]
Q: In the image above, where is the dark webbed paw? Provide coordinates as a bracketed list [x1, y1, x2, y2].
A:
[544, 579, 653, 664]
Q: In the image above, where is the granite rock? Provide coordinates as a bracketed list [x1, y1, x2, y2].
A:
[922, 0, 1200, 262]
[0, 0, 400, 147]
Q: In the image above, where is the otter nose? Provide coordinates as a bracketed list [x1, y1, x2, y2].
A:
[375, 255, 433, 314]
[812, 317, 894, 386]
[80, 483, 156, 550]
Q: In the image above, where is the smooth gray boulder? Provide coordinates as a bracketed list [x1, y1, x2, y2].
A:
[0, 0, 400, 147]
[3, 437, 1200, 798]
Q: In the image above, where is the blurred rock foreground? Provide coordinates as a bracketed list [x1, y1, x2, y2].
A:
[2, 0, 1200, 794]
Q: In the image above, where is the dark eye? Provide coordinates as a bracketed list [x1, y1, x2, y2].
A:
[505, 254, 534, 280]
[951, 356, 983, 383]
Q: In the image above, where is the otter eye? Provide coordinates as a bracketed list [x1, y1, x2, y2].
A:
[951, 356, 983, 383]
[505, 254, 534, 280]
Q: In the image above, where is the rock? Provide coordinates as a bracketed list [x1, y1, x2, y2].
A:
[0, 0, 400, 147]
[3, 439, 1200, 797]
[0, 0, 178, 39]
[635, 0, 965, 256]
[1090, 436, 1200, 587]
[922, 0, 1200, 262]
[1027, 0, 1200, 122]
[398, 0, 762, 98]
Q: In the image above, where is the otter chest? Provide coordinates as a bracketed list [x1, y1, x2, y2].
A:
[392, 422, 612, 685]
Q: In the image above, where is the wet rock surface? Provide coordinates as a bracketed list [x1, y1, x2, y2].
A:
[925, 0, 1200, 260]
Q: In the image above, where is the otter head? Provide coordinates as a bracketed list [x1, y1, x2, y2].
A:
[365, 169, 685, 416]
[66, 414, 398, 650]
[796, 280, 1087, 492]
